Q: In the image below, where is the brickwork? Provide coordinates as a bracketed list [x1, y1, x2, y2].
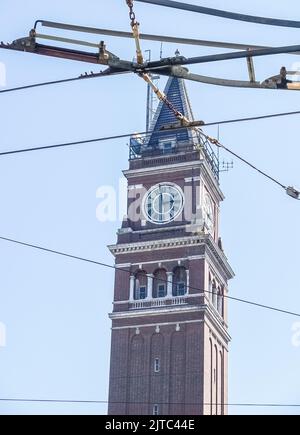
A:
[107, 77, 233, 416]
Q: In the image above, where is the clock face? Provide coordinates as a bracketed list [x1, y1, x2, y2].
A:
[144, 183, 184, 224]
[203, 193, 215, 233]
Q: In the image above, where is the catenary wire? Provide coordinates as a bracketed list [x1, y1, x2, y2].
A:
[0, 75, 93, 94]
[0, 398, 299, 407]
[212, 141, 286, 189]
[2, 48, 300, 95]
[0, 70, 129, 94]
[205, 110, 300, 127]
[0, 235, 299, 318]
[0, 118, 295, 195]
[135, 0, 300, 29]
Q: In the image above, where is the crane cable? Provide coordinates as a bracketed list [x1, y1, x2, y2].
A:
[125, 0, 191, 126]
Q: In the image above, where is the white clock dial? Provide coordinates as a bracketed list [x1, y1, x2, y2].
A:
[203, 193, 215, 233]
[144, 183, 184, 224]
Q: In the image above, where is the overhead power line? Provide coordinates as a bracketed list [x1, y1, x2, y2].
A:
[0, 235, 299, 318]
[135, 0, 300, 29]
[206, 111, 300, 127]
[0, 69, 128, 95]
[0, 133, 133, 156]
[0, 75, 93, 95]
[0, 397, 300, 407]
[0, 116, 298, 199]
[215, 142, 286, 189]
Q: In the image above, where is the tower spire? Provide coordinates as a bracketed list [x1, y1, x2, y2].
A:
[146, 76, 195, 148]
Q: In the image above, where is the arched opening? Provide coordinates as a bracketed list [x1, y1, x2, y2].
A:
[209, 275, 213, 302]
[217, 287, 223, 316]
[172, 267, 187, 297]
[219, 350, 224, 416]
[212, 280, 217, 309]
[134, 271, 147, 300]
[209, 338, 213, 416]
[153, 269, 167, 299]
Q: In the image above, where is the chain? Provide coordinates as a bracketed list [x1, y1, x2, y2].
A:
[125, 0, 191, 125]
[126, 0, 138, 28]
[126, 0, 144, 64]
[162, 96, 186, 122]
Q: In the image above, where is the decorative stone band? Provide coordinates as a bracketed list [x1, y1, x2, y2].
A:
[110, 305, 231, 344]
[109, 234, 234, 280]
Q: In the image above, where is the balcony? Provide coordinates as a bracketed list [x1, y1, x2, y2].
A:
[128, 131, 219, 180]
[129, 296, 188, 310]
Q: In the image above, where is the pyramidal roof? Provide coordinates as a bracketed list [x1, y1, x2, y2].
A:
[146, 76, 195, 148]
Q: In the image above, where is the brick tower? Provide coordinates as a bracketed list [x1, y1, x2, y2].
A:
[108, 77, 234, 416]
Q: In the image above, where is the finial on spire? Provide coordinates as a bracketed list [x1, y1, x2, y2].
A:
[175, 49, 180, 57]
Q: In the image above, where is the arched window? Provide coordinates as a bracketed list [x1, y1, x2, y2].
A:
[154, 358, 160, 373]
[209, 275, 213, 302]
[153, 404, 159, 415]
[215, 345, 218, 416]
[153, 269, 167, 299]
[134, 271, 147, 300]
[209, 338, 213, 416]
[212, 281, 217, 309]
[173, 267, 187, 297]
[217, 287, 223, 316]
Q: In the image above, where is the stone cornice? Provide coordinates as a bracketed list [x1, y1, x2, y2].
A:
[108, 234, 234, 280]
[109, 305, 202, 319]
[109, 304, 231, 343]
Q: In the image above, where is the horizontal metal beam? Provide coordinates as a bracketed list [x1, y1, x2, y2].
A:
[0, 37, 134, 69]
[35, 33, 101, 49]
[37, 20, 287, 52]
[145, 45, 300, 69]
[163, 66, 300, 90]
[135, 0, 300, 28]
[159, 66, 263, 89]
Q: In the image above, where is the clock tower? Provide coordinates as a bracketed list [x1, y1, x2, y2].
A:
[107, 77, 234, 416]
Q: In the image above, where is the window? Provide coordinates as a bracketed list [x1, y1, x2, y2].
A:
[154, 358, 160, 373]
[174, 282, 186, 296]
[158, 284, 166, 298]
[134, 271, 147, 300]
[212, 282, 217, 308]
[153, 269, 168, 299]
[138, 286, 147, 300]
[135, 285, 147, 300]
[217, 288, 223, 316]
[173, 267, 187, 297]
[159, 138, 176, 155]
[209, 278, 213, 302]
[162, 142, 173, 154]
[153, 404, 159, 416]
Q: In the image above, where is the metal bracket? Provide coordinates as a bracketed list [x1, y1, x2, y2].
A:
[0, 34, 36, 53]
[246, 52, 256, 82]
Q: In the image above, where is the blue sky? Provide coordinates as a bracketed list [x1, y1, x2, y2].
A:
[0, 0, 300, 415]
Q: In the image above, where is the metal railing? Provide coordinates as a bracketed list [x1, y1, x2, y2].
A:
[129, 131, 219, 179]
[129, 296, 188, 310]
